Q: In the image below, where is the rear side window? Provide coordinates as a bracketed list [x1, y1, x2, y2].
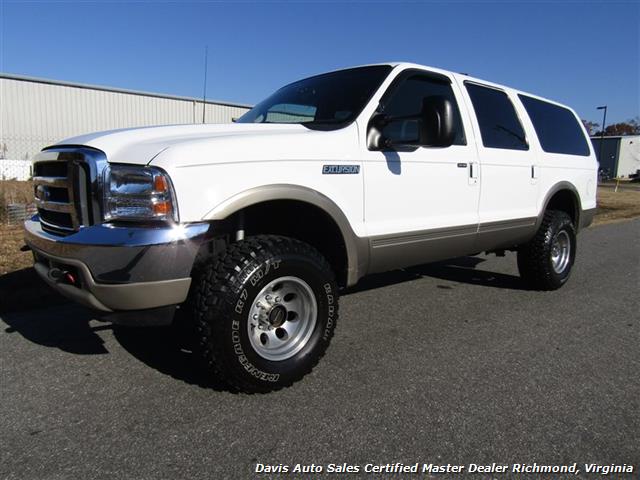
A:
[465, 83, 528, 151]
[519, 95, 590, 156]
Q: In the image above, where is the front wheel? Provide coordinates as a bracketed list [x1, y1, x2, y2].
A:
[517, 210, 577, 290]
[192, 235, 338, 393]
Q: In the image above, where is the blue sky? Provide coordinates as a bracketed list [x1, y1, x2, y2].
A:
[1, 1, 638, 125]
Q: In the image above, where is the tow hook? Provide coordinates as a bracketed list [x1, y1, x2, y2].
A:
[49, 268, 78, 286]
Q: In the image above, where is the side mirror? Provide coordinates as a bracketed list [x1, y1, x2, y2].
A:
[367, 95, 456, 150]
[418, 96, 456, 147]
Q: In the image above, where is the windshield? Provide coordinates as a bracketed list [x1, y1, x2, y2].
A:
[237, 65, 392, 129]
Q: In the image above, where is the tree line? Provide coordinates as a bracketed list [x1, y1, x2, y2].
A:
[582, 117, 640, 137]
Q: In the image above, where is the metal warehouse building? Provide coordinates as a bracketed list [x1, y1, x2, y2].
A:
[591, 135, 640, 178]
[0, 73, 251, 179]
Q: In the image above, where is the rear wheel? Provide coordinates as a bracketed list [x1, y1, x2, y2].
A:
[192, 235, 338, 393]
[517, 210, 577, 290]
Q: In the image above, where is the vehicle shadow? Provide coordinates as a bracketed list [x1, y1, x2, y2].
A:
[2, 302, 111, 355]
[111, 320, 233, 392]
[2, 255, 526, 391]
[1, 276, 233, 391]
[1, 267, 109, 354]
[0, 267, 68, 314]
[347, 256, 530, 294]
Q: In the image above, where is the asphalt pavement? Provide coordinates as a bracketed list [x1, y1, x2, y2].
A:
[1, 219, 639, 479]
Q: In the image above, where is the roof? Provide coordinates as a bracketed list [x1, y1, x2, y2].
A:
[0, 72, 253, 109]
[331, 62, 576, 112]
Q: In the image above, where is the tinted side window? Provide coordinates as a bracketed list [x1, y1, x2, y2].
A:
[465, 83, 528, 150]
[382, 75, 466, 145]
[519, 95, 590, 156]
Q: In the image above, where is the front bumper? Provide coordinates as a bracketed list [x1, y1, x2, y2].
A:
[24, 217, 211, 315]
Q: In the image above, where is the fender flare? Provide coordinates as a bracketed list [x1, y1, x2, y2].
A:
[203, 184, 369, 286]
[535, 181, 583, 231]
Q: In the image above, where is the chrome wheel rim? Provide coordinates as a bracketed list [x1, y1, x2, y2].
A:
[247, 276, 317, 361]
[551, 230, 571, 274]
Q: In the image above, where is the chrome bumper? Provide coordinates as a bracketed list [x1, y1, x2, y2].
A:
[24, 217, 211, 314]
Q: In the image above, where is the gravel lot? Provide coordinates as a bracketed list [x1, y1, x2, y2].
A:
[1, 219, 638, 479]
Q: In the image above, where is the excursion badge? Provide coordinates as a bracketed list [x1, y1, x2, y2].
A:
[322, 165, 360, 174]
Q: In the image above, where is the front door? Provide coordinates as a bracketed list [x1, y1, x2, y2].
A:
[361, 70, 481, 273]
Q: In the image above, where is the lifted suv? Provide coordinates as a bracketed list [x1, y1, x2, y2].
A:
[24, 63, 597, 392]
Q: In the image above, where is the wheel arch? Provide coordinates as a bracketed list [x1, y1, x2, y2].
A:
[203, 184, 368, 287]
[536, 182, 584, 232]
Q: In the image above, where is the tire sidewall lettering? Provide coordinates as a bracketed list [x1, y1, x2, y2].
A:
[227, 256, 335, 385]
[323, 282, 335, 341]
[249, 260, 281, 287]
[234, 289, 248, 315]
[230, 312, 279, 382]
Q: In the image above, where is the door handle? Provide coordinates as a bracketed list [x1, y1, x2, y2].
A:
[457, 163, 468, 168]
[469, 162, 478, 179]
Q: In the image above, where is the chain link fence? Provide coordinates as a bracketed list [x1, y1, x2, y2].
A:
[0, 177, 35, 226]
[4, 202, 36, 225]
[0, 138, 37, 225]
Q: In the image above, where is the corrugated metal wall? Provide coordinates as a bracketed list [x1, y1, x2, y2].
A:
[590, 135, 640, 178]
[591, 137, 621, 177]
[0, 75, 251, 162]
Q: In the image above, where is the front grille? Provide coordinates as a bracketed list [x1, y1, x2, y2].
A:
[32, 148, 106, 236]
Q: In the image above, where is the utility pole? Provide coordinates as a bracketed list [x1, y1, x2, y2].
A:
[202, 45, 208, 124]
[596, 105, 607, 168]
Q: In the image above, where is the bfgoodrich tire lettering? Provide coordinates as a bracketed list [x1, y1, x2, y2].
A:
[517, 210, 577, 290]
[192, 235, 338, 393]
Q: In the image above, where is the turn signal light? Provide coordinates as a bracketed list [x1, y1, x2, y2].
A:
[153, 201, 171, 216]
[154, 174, 169, 193]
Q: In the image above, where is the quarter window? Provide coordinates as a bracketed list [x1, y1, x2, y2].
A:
[465, 83, 528, 151]
[519, 95, 590, 156]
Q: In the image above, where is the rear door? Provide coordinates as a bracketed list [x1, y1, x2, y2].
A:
[461, 82, 539, 250]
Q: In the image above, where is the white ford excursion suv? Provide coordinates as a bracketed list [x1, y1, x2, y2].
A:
[25, 63, 597, 392]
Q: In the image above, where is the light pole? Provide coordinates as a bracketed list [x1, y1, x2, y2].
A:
[202, 45, 208, 124]
[596, 105, 607, 171]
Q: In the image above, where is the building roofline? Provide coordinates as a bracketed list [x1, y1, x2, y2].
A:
[590, 135, 640, 139]
[0, 72, 253, 109]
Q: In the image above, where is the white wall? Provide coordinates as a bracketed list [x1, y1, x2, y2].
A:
[0, 75, 251, 162]
[617, 136, 640, 177]
[0, 159, 31, 180]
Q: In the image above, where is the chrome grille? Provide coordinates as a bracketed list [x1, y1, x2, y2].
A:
[32, 148, 107, 236]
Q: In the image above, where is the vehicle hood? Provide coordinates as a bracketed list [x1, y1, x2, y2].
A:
[53, 123, 339, 166]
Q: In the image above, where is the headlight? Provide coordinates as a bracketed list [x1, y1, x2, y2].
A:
[103, 165, 178, 222]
